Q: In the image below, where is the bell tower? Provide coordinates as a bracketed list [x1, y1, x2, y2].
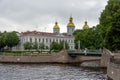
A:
[67, 16, 75, 35]
[83, 21, 89, 29]
[53, 21, 60, 34]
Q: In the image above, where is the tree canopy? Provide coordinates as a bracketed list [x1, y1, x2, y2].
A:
[6, 32, 20, 49]
[0, 32, 7, 50]
[50, 41, 69, 51]
[99, 0, 120, 50]
[0, 31, 20, 51]
[74, 27, 102, 49]
[74, 0, 120, 51]
[24, 42, 32, 50]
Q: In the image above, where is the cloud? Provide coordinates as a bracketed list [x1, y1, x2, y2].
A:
[0, 0, 108, 33]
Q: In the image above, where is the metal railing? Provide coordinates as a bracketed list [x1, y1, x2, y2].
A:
[67, 49, 102, 57]
[68, 49, 102, 54]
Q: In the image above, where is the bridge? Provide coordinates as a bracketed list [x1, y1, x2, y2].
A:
[67, 49, 102, 57]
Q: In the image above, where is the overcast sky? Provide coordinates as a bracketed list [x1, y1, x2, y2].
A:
[0, 0, 108, 33]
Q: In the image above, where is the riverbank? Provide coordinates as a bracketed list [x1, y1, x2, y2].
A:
[0, 50, 101, 64]
[0, 50, 75, 63]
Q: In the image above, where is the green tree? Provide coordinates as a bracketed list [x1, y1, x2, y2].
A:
[99, 0, 120, 50]
[73, 29, 81, 35]
[6, 31, 20, 50]
[50, 41, 59, 50]
[39, 43, 45, 53]
[59, 41, 69, 50]
[64, 41, 69, 50]
[58, 41, 63, 50]
[93, 25, 104, 49]
[32, 41, 38, 50]
[45, 46, 49, 49]
[0, 32, 5, 50]
[74, 27, 103, 49]
[106, 9, 120, 50]
[74, 29, 95, 49]
[24, 42, 32, 50]
[50, 41, 69, 51]
[0, 31, 8, 50]
[0, 37, 4, 50]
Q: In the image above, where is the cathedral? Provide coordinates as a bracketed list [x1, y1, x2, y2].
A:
[13, 16, 89, 50]
[14, 16, 76, 50]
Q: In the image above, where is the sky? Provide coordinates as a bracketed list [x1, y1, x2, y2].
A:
[0, 0, 108, 33]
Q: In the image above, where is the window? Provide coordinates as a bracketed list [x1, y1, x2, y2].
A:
[52, 39, 54, 42]
[35, 38, 37, 42]
[71, 40, 72, 43]
[56, 39, 58, 43]
[30, 38, 32, 43]
[68, 40, 70, 43]
[72, 28, 74, 32]
[49, 39, 51, 43]
[39, 38, 41, 42]
[46, 38, 48, 43]
[43, 38, 44, 43]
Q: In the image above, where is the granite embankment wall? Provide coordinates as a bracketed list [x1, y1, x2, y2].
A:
[107, 62, 120, 80]
[107, 54, 120, 80]
[0, 50, 80, 63]
[0, 50, 100, 63]
[101, 48, 120, 80]
[100, 48, 112, 67]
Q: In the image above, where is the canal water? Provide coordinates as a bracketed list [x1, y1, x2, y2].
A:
[0, 62, 107, 80]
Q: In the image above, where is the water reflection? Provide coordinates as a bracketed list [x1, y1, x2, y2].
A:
[0, 63, 106, 80]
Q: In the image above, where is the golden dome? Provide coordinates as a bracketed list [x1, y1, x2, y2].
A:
[67, 16, 75, 27]
[53, 21, 60, 29]
[83, 21, 89, 29]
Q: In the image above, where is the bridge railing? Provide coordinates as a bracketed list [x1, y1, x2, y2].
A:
[68, 49, 102, 53]
[67, 49, 102, 57]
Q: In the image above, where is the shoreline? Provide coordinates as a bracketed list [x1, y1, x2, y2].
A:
[0, 50, 101, 65]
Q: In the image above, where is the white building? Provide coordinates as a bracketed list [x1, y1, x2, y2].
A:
[13, 16, 75, 50]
